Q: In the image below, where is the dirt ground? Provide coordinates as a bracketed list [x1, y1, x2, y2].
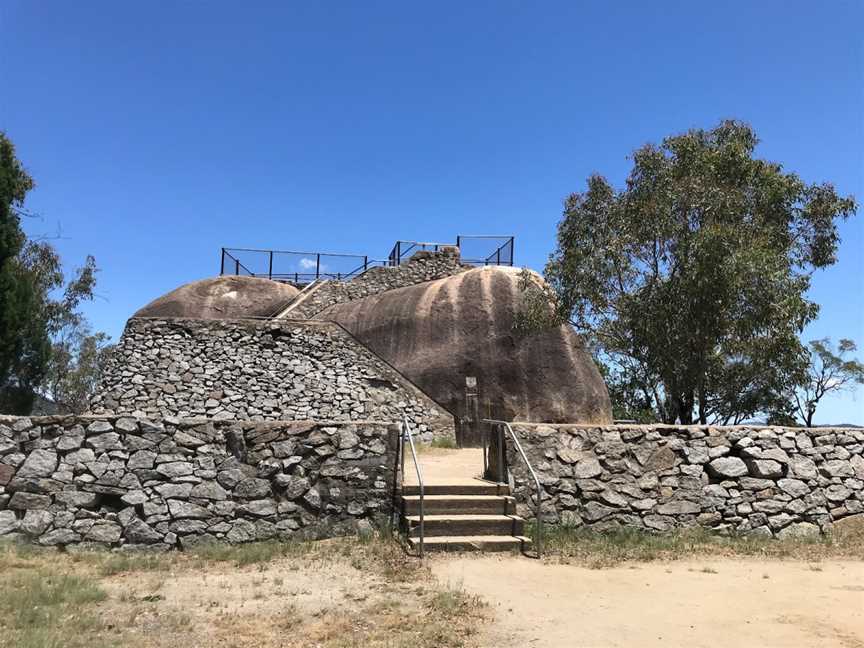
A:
[0, 538, 487, 648]
[4, 532, 864, 648]
[432, 555, 864, 648]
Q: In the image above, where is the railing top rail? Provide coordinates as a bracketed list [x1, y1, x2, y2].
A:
[457, 235, 515, 240]
[391, 239, 454, 248]
[222, 246, 384, 260]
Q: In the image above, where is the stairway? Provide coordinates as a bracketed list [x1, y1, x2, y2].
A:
[399, 479, 531, 552]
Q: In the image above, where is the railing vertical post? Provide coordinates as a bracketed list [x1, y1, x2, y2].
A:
[220, 248, 225, 275]
[456, 235, 461, 249]
[400, 425, 406, 490]
[268, 251, 273, 280]
[497, 248, 501, 264]
[497, 424, 505, 483]
[235, 259, 240, 275]
[396, 241, 401, 266]
[481, 420, 488, 478]
[316, 254, 320, 279]
[402, 416, 424, 558]
[364, 256, 368, 272]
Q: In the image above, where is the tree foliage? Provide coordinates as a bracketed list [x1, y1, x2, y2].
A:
[545, 121, 857, 424]
[0, 132, 48, 413]
[791, 338, 864, 427]
[0, 131, 109, 414]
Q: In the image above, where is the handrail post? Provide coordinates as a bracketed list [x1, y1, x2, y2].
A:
[402, 414, 424, 558]
[268, 251, 273, 280]
[497, 424, 505, 483]
[481, 420, 488, 478]
[316, 254, 320, 280]
[235, 258, 240, 275]
[220, 248, 225, 275]
[482, 419, 543, 557]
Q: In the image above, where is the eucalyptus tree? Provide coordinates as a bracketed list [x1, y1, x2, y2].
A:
[0, 132, 108, 414]
[792, 338, 864, 427]
[544, 121, 856, 424]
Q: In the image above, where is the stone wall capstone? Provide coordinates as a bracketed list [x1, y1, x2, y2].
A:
[0, 415, 398, 548]
[285, 248, 470, 319]
[90, 318, 453, 441]
[505, 423, 864, 538]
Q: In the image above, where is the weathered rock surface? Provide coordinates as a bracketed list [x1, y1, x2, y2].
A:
[321, 266, 612, 424]
[134, 275, 299, 320]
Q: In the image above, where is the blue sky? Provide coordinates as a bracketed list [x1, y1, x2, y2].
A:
[1, 1, 862, 423]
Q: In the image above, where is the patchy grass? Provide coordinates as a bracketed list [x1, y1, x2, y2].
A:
[430, 436, 458, 450]
[0, 532, 485, 648]
[536, 524, 864, 568]
[0, 565, 112, 648]
[415, 437, 459, 454]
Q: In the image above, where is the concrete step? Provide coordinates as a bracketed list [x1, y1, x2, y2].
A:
[407, 534, 531, 552]
[401, 481, 509, 496]
[404, 514, 525, 537]
[401, 494, 516, 515]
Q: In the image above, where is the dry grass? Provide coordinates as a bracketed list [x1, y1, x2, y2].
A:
[4, 524, 858, 647]
[0, 533, 486, 648]
[538, 524, 864, 568]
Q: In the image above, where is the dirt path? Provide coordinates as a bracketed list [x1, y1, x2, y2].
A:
[405, 447, 485, 484]
[432, 555, 864, 648]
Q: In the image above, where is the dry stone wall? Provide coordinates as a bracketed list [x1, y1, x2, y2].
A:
[91, 318, 452, 441]
[506, 423, 864, 538]
[286, 248, 470, 319]
[0, 415, 397, 548]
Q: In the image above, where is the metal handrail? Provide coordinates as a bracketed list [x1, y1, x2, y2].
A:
[482, 419, 543, 556]
[401, 414, 425, 558]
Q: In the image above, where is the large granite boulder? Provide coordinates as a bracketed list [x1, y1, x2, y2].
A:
[319, 266, 612, 424]
[134, 276, 299, 320]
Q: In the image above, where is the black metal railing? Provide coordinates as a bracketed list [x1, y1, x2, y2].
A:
[387, 235, 514, 267]
[220, 235, 515, 283]
[387, 240, 453, 267]
[220, 248, 387, 285]
[458, 235, 514, 267]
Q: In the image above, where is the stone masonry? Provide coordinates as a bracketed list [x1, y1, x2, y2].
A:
[91, 318, 452, 441]
[506, 423, 864, 538]
[284, 247, 470, 319]
[0, 415, 397, 548]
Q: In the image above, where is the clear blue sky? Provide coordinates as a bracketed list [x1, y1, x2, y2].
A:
[2, 1, 862, 423]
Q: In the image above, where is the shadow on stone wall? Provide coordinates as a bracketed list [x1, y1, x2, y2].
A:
[0, 415, 398, 548]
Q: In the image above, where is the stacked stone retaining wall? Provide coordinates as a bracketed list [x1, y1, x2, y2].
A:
[285, 248, 470, 319]
[91, 318, 453, 441]
[0, 415, 397, 548]
[506, 424, 864, 538]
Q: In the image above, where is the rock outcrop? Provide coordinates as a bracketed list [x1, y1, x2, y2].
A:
[320, 266, 612, 424]
[134, 276, 299, 320]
